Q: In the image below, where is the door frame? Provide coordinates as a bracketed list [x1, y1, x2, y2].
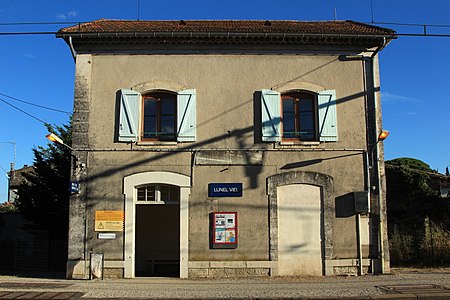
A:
[123, 171, 190, 278]
[267, 171, 334, 275]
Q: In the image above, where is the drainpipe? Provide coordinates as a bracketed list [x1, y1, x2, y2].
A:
[339, 38, 387, 275]
[68, 36, 77, 62]
[371, 38, 388, 274]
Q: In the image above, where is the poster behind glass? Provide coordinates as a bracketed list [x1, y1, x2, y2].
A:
[211, 212, 238, 249]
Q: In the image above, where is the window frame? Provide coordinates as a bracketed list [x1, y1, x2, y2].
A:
[141, 92, 177, 142]
[281, 91, 318, 142]
[136, 184, 180, 205]
[118, 88, 196, 143]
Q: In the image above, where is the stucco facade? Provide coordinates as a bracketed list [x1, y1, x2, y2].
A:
[58, 20, 395, 278]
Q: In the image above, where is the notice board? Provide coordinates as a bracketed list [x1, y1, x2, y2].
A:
[94, 210, 124, 232]
[210, 212, 238, 249]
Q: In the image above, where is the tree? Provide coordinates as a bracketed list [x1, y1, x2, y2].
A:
[15, 121, 72, 238]
[446, 167, 449, 176]
[386, 157, 450, 265]
[386, 158, 441, 229]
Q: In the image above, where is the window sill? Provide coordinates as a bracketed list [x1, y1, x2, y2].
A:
[276, 141, 321, 148]
[136, 201, 180, 205]
[279, 141, 320, 146]
[136, 141, 178, 147]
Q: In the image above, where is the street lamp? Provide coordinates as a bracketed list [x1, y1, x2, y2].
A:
[378, 130, 389, 141]
[46, 133, 82, 179]
[46, 133, 74, 151]
[370, 130, 389, 162]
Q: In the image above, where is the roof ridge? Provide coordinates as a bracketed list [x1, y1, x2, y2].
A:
[58, 19, 396, 39]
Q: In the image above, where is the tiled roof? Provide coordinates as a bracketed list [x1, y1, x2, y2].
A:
[59, 19, 395, 36]
[8, 166, 34, 187]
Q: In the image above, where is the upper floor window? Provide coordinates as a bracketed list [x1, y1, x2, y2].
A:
[261, 89, 337, 142]
[142, 93, 176, 141]
[118, 89, 196, 143]
[282, 92, 317, 141]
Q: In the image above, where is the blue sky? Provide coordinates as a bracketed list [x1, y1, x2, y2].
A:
[1, 0, 450, 201]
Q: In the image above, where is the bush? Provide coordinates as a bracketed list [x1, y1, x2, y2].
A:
[389, 219, 450, 267]
[422, 218, 450, 266]
[0, 202, 18, 213]
[389, 225, 414, 265]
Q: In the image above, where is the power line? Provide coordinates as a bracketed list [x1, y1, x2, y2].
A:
[0, 164, 8, 175]
[1, 19, 450, 28]
[0, 31, 56, 36]
[0, 92, 71, 115]
[0, 21, 82, 26]
[1, 20, 450, 37]
[0, 97, 47, 125]
[371, 21, 450, 28]
[2, 30, 450, 38]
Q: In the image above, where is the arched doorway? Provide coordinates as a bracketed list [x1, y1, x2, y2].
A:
[123, 172, 190, 278]
[135, 184, 180, 276]
[267, 171, 334, 276]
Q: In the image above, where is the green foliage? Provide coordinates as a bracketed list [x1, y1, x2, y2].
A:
[390, 220, 450, 266]
[389, 225, 414, 264]
[14, 121, 72, 238]
[386, 158, 439, 229]
[0, 201, 18, 213]
[422, 218, 450, 265]
[387, 157, 433, 172]
[386, 157, 450, 266]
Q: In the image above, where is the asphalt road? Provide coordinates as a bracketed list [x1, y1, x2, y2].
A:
[0, 268, 449, 299]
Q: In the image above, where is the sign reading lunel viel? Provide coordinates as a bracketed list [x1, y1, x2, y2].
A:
[208, 183, 243, 197]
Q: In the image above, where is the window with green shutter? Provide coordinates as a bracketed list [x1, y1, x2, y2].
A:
[261, 89, 338, 143]
[118, 89, 196, 143]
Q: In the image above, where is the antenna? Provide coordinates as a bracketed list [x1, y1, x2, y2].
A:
[334, 7, 337, 20]
[137, 0, 141, 21]
[371, 0, 374, 23]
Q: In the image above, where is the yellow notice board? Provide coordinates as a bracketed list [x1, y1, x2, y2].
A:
[95, 210, 124, 232]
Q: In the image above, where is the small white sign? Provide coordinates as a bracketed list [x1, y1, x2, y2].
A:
[98, 233, 116, 239]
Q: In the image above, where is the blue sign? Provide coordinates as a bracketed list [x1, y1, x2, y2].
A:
[70, 181, 80, 194]
[208, 183, 243, 197]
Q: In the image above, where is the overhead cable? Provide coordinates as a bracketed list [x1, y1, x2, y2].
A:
[0, 97, 47, 125]
[0, 92, 71, 115]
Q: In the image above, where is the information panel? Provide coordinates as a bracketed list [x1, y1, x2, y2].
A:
[94, 210, 124, 232]
[210, 212, 238, 249]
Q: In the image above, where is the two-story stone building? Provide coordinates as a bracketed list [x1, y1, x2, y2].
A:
[57, 19, 396, 279]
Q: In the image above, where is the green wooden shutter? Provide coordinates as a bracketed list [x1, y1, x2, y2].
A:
[261, 89, 281, 142]
[118, 89, 141, 142]
[318, 89, 338, 142]
[177, 89, 196, 142]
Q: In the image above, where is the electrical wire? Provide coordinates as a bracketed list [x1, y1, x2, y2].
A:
[0, 21, 82, 26]
[0, 164, 8, 175]
[0, 97, 47, 125]
[0, 92, 71, 115]
[0, 31, 57, 36]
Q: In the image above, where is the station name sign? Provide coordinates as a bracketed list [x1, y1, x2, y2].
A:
[208, 183, 243, 197]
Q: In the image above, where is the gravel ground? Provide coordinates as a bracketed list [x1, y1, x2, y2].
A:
[0, 268, 449, 299]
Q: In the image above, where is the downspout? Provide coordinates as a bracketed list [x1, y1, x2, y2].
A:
[68, 36, 77, 62]
[339, 37, 386, 275]
[371, 38, 388, 274]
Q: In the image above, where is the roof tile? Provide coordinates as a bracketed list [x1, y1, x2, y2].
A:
[60, 19, 395, 36]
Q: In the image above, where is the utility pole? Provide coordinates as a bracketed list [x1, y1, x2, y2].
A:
[1, 141, 16, 202]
